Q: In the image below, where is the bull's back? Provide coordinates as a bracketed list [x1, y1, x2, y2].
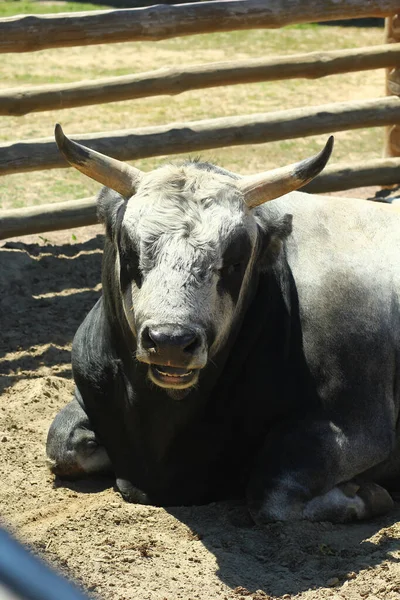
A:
[267, 193, 400, 300]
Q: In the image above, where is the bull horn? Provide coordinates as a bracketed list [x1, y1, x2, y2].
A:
[54, 123, 143, 198]
[238, 136, 334, 208]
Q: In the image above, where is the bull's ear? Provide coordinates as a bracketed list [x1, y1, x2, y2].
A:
[97, 188, 126, 240]
[256, 213, 293, 271]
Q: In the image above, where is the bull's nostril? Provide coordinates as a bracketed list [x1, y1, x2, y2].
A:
[143, 326, 200, 355]
[142, 326, 156, 350]
[184, 337, 200, 354]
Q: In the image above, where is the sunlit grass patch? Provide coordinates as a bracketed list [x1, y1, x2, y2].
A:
[0, 1, 111, 17]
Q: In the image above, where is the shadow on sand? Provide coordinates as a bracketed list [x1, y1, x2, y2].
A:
[166, 500, 400, 596]
[0, 236, 104, 394]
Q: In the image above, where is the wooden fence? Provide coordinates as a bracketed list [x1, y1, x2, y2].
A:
[2, 45, 400, 117]
[1, 0, 400, 239]
[1, 1, 398, 53]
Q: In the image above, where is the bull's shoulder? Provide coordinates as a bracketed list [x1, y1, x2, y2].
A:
[72, 297, 120, 382]
[261, 192, 400, 340]
[263, 192, 400, 280]
[262, 191, 400, 233]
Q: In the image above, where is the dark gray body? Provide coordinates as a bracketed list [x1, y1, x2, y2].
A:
[47, 187, 400, 522]
[248, 193, 400, 520]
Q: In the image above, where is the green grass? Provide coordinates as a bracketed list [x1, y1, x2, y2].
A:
[0, 1, 112, 17]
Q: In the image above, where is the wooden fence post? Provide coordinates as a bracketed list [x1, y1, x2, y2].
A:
[384, 15, 400, 156]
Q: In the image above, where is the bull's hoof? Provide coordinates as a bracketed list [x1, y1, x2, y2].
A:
[301, 482, 394, 523]
[356, 482, 394, 519]
[116, 478, 150, 504]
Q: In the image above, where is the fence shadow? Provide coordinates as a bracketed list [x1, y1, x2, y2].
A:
[0, 236, 104, 394]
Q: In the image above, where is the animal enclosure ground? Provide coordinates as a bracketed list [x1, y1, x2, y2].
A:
[0, 224, 400, 600]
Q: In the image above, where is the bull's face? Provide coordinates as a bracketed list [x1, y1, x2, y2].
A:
[117, 166, 259, 390]
[54, 125, 333, 392]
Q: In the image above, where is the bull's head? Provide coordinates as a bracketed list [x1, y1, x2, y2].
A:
[55, 125, 333, 393]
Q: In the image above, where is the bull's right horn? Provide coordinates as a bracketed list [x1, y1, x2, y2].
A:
[55, 124, 143, 198]
[238, 136, 334, 208]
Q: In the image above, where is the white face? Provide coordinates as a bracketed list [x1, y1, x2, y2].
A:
[114, 163, 260, 391]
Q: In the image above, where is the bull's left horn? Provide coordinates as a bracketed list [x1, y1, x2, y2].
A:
[55, 124, 143, 198]
[238, 136, 334, 208]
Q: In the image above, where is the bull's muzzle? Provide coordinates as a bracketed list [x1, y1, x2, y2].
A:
[143, 325, 201, 356]
[137, 323, 207, 389]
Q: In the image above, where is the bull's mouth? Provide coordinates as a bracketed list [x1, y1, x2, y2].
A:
[149, 364, 199, 389]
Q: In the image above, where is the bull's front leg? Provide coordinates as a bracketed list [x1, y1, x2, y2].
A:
[46, 392, 149, 505]
[246, 415, 394, 523]
[46, 391, 112, 478]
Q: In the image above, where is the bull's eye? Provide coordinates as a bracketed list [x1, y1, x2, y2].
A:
[217, 261, 245, 301]
[119, 249, 142, 290]
[218, 233, 251, 300]
[127, 261, 143, 288]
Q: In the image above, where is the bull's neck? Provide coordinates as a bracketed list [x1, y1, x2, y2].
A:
[200, 268, 263, 396]
[99, 245, 295, 482]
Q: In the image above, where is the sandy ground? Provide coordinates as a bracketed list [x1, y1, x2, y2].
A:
[0, 191, 400, 600]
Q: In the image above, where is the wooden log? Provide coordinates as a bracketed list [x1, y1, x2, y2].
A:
[303, 157, 400, 193]
[0, 198, 97, 240]
[2, 158, 400, 240]
[2, 96, 400, 176]
[1, 0, 399, 54]
[384, 15, 400, 157]
[2, 44, 400, 116]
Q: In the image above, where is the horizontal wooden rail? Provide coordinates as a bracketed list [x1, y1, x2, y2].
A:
[2, 158, 400, 240]
[2, 96, 400, 176]
[303, 157, 400, 192]
[0, 0, 399, 53]
[0, 198, 97, 240]
[2, 44, 400, 116]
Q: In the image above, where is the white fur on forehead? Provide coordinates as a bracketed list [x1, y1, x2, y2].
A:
[123, 163, 254, 247]
[138, 163, 243, 205]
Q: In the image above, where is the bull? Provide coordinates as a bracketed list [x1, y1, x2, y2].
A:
[47, 124, 400, 523]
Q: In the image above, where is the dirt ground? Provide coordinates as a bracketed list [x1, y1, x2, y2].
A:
[0, 193, 400, 600]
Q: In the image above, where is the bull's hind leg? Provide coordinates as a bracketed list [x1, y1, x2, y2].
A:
[249, 478, 393, 524]
[46, 392, 112, 478]
[247, 415, 395, 524]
